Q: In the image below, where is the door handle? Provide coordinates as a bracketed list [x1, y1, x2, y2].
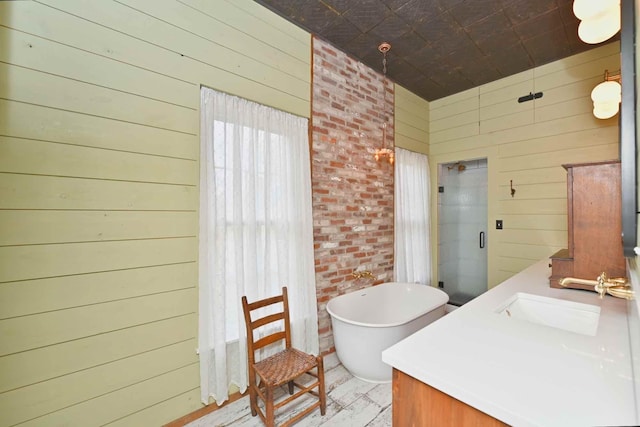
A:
[479, 231, 485, 249]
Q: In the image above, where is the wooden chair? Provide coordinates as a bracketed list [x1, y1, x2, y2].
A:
[241, 287, 326, 427]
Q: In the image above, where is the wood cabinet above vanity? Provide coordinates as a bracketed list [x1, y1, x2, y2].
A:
[549, 160, 625, 290]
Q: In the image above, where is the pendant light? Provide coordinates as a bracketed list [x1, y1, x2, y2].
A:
[374, 42, 394, 165]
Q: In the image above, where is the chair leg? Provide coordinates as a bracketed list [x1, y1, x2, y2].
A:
[317, 356, 326, 415]
[249, 384, 258, 417]
[288, 380, 294, 395]
[248, 373, 257, 417]
[265, 386, 275, 427]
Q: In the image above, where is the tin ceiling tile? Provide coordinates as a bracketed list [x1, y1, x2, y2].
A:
[386, 57, 420, 81]
[387, 31, 430, 58]
[343, 0, 392, 33]
[432, 29, 476, 56]
[425, 62, 469, 87]
[394, 0, 444, 26]
[446, 45, 489, 68]
[523, 26, 572, 64]
[439, 0, 466, 10]
[465, 12, 512, 42]
[370, 14, 412, 39]
[457, 59, 503, 86]
[488, 44, 534, 76]
[381, 0, 414, 11]
[321, 16, 364, 46]
[403, 44, 444, 69]
[503, 0, 558, 25]
[321, 0, 354, 14]
[293, 1, 340, 33]
[413, 78, 447, 97]
[253, 0, 614, 101]
[413, 11, 460, 42]
[514, 10, 564, 40]
[475, 29, 522, 56]
[343, 32, 384, 58]
[448, 0, 501, 27]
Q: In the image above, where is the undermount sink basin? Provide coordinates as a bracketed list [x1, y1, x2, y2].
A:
[496, 293, 600, 336]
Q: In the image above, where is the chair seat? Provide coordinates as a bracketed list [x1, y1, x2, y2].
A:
[254, 348, 318, 387]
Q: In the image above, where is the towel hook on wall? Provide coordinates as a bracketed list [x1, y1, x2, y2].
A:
[510, 180, 516, 197]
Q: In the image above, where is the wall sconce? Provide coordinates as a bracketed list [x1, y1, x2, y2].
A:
[573, 0, 620, 44]
[591, 70, 621, 119]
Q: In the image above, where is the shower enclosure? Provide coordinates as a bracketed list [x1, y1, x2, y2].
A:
[437, 159, 488, 306]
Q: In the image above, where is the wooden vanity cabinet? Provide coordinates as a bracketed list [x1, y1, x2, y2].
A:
[549, 160, 625, 289]
[392, 369, 508, 426]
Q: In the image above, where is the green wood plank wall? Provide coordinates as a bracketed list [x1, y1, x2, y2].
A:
[395, 84, 430, 155]
[0, 0, 309, 425]
[428, 42, 620, 289]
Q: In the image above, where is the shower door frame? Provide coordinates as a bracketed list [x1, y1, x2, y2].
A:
[436, 158, 489, 306]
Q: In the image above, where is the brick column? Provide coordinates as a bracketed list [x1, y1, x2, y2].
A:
[311, 37, 394, 353]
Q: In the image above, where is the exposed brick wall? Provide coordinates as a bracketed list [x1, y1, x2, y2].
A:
[311, 37, 394, 353]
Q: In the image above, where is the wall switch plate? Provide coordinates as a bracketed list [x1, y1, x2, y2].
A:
[496, 220, 503, 230]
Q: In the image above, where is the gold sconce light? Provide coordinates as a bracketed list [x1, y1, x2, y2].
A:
[573, 0, 620, 44]
[373, 42, 394, 165]
[592, 70, 621, 119]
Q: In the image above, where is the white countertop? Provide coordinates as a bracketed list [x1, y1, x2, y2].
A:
[381, 260, 637, 427]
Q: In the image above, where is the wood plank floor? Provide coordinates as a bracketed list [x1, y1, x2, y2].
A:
[187, 353, 392, 427]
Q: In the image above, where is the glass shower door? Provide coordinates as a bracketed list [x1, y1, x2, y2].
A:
[437, 159, 488, 306]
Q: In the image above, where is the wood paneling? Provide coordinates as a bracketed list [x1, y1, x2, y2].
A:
[0, 288, 196, 356]
[0, 174, 197, 210]
[430, 43, 620, 288]
[0, 238, 197, 282]
[431, 109, 479, 133]
[17, 364, 200, 427]
[0, 63, 198, 134]
[0, 26, 198, 109]
[112, 389, 202, 427]
[0, 100, 198, 159]
[0, 340, 197, 426]
[430, 122, 480, 145]
[0, 314, 196, 393]
[0, 210, 197, 246]
[0, 136, 197, 184]
[395, 84, 429, 154]
[0, 0, 310, 425]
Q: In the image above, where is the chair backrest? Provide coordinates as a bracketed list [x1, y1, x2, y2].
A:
[242, 287, 292, 365]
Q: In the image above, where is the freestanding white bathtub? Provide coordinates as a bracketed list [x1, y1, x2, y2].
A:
[326, 282, 449, 383]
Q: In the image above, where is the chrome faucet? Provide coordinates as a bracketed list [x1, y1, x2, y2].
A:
[352, 270, 375, 280]
[559, 272, 633, 299]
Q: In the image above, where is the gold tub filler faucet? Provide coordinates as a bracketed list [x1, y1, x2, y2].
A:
[352, 270, 375, 280]
[559, 272, 633, 299]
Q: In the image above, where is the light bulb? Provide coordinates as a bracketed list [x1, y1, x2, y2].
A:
[577, 9, 620, 44]
[573, 0, 618, 21]
[593, 101, 620, 119]
[591, 80, 621, 104]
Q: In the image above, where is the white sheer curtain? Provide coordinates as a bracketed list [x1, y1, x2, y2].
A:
[394, 148, 432, 284]
[198, 87, 319, 405]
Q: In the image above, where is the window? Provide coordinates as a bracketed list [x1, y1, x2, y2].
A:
[198, 87, 319, 404]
